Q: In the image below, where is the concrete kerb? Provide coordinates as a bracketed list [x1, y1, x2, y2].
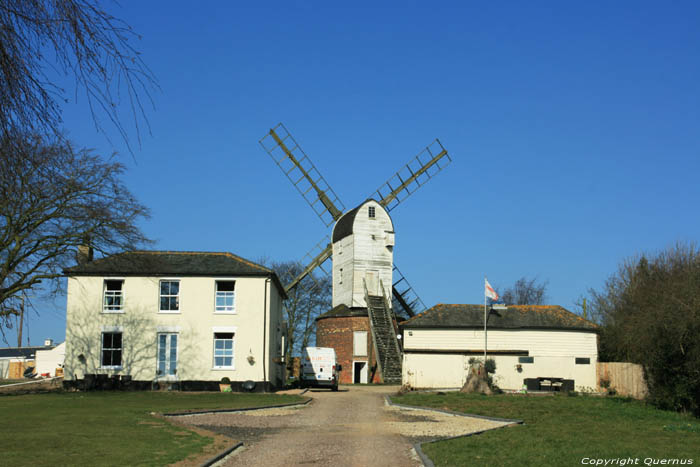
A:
[163, 395, 313, 467]
[385, 395, 524, 467]
[162, 396, 312, 417]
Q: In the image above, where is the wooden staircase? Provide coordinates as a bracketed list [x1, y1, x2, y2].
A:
[365, 280, 402, 384]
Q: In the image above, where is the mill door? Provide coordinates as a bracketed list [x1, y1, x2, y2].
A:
[365, 270, 379, 295]
[353, 361, 368, 384]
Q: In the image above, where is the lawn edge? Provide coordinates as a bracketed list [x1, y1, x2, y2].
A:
[385, 394, 524, 467]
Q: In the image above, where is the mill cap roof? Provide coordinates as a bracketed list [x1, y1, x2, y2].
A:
[331, 199, 392, 243]
[401, 304, 597, 332]
[64, 250, 287, 298]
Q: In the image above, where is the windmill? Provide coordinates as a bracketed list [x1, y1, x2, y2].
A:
[259, 123, 452, 319]
[259, 123, 452, 384]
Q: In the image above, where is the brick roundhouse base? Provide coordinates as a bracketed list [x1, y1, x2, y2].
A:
[316, 314, 382, 384]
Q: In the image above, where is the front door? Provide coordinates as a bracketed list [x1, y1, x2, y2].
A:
[157, 333, 178, 377]
[353, 361, 368, 384]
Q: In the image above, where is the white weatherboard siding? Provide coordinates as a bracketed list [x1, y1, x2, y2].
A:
[403, 328, 598, 390]
[404, 329, 597, 357]
[332, 200, 394, 308]
[64, 275, 284, 385]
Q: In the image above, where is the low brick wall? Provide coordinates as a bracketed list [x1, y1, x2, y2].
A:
[597, 362, 648, 399]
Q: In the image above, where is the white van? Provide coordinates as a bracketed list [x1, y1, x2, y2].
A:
[300, 347, 341, 391]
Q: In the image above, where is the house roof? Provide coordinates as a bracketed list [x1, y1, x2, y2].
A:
[316, 304, 369, 320]
[0, 345, 53, 359]
[400, 304, 598, 332]
[64, 251, 287, 299]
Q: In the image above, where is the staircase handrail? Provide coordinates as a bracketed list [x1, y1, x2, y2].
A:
[379, 279, 403, 359]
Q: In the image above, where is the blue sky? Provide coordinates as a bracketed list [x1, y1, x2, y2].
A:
[6, 1, 700, 346]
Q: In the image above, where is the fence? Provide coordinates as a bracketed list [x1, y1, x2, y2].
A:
[597, 362, 648, 399]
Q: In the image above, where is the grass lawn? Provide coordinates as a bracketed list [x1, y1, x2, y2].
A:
[392, 392, 700, 467]
[0, 391, 303, 466]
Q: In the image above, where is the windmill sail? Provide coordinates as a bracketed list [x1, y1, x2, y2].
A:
[283, 237, 333, 293]
[374, 139, 451, 211]
[392, 264, 427, 318]
[260, 123, 345, 227]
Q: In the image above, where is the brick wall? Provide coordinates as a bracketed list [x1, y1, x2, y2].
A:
[316, 316, 381, 384]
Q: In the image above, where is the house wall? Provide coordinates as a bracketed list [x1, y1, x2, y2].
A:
[402, 328, 598, 391]
[64, 275, 284, 387]
[332, 201, 394, 309]
[316, 316, 380, 384]
[35, 342, 65, 376]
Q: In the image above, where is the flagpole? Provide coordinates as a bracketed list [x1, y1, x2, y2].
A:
[484, 276, 487, 364]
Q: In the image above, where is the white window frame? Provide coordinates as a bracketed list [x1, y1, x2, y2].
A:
[214, 280, 236, 314]
[213, 332, 235, 369]
[100, 331, 123, 369]
[159, 279, 180, 313]
[156, 333, 178, 378]
[103, 279, 124, 313]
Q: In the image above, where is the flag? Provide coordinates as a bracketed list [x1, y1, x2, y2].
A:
[485, 278, 499, 301]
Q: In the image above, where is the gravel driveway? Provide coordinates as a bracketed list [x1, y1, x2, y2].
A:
[182, 386, 509, 466]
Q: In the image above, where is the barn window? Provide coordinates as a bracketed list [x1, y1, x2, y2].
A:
[103, 280, 124, 312]
[368, 206, 376, 218]
[101, 332, 122, 368]
[213, 333, 235, 368]
[575, 357, 590, 365]
[518, 356, 534, 364]
[215, 281, 236, 313]
[339, 268, 343, 285]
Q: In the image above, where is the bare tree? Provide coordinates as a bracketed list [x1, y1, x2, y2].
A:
[269, 261, 331, 369]
[499, 276, 548, 305]
[0, 1, 157, 150]
[0, 133, 151, 333]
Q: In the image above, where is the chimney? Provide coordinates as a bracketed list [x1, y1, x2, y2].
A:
[44, 338, 54, 347]
[77, 243, 93, 265]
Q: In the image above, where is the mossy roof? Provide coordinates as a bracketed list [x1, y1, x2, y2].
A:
[400, 304, 597, 332]
[316, 304, 369, 320]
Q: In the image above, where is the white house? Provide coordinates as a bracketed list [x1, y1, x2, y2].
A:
[401, 304, 599, 391]
[63, 250, 287, 391]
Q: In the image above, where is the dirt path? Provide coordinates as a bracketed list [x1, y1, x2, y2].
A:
[181, 386, 508, 467]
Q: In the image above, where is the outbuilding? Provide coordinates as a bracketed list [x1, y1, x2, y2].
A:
[400, 304, 598, 391]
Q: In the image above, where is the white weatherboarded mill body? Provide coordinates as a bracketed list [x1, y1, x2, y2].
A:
[401, 304, 599, 391]
[331, 199, 394, 308]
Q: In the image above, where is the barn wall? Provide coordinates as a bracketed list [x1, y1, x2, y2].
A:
[404, 328, 597, 357]
[402, 328, 598, 391]
[403, 352, 598, 391]
[316, 316, 380, 384]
